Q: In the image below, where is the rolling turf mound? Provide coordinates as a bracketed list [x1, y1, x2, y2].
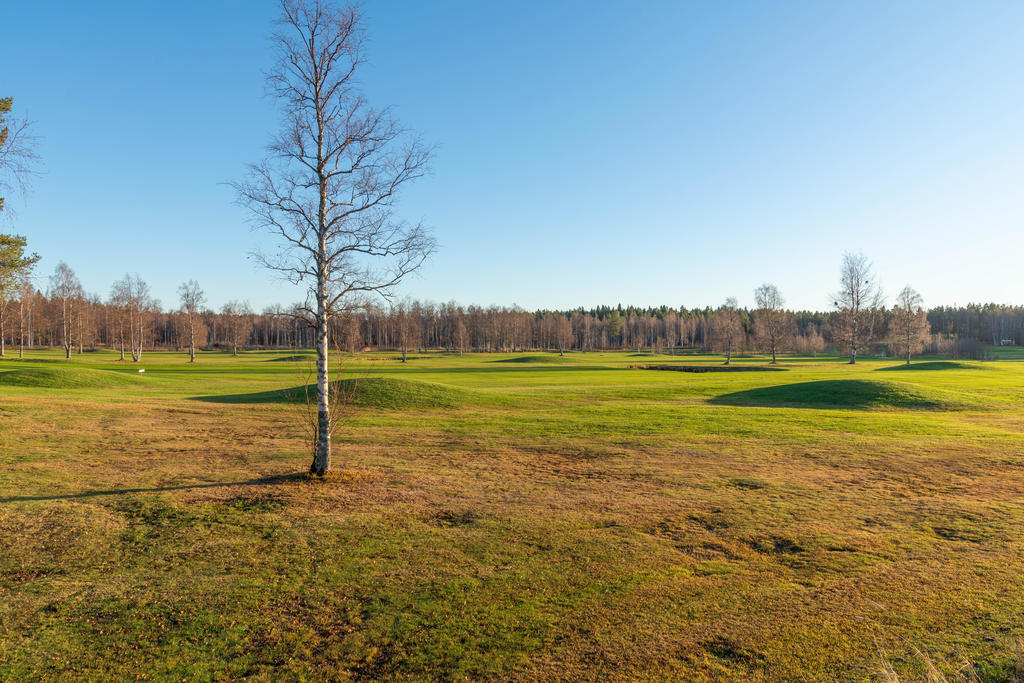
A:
[878, 361, 981, 371]
[491, 355, 571, 364]
[341, 377, 475, 409]
[641, 364, 786, 373]
[0, 367, 139, 389]
[197, 377, 479, 409]
[710, 379, 983, 411]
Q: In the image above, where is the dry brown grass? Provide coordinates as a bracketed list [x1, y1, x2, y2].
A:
[2, 351, 1024, 680]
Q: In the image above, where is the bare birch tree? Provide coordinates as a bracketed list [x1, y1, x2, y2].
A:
[889, 285, 930, 365]
[178, 280, 206, 363]
[109, 279, 129, 361]
[49, 262, 81, 359]
[17, 276, 35, 358]
[113, 274, 153, 362]
[710, 298, 743, 365]
[832, 252, 884, 364]
[554, 315, 573, 356]
[236, 0, 436, 475]
[222, 300, 254, 356]
[753, 283, 793, 364]
[454, 317, 468, 356]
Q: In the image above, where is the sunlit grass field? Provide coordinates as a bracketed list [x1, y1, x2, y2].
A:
[2, 348, 1023, 680]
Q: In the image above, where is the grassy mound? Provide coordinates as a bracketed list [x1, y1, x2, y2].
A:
[710, 379, 980, 411]
[263, 355, 312, 363]
[341, 377, 473, 409]
[197, 377, 476, 409]
[491, 355, 570, 364]
[878, 361, 980, 371]
[0, 367, 138, 389]
[641, 365, 786, 373]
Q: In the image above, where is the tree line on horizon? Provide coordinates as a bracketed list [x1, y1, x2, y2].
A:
[0, 255, 1016, 364]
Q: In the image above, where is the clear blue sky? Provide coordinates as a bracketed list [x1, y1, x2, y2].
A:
[4, 1, 1023, 312]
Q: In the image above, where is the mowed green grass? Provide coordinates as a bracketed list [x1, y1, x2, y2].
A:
[2, 348, 1024, 681]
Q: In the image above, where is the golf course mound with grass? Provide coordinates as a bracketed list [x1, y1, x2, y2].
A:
[198, 376, 480, 409]
[710, 378, 982, 410]
[0, 367, 139, 389]
[640, 364, 787, 373]
[491, 354, 571, 364]
[341, 376, 479, 409]
[877, 360, 981, 371]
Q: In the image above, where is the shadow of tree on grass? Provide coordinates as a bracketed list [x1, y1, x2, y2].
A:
[0, 473, 306, 504]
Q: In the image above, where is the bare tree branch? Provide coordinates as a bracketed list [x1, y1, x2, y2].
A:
[0, 97, 41, 216]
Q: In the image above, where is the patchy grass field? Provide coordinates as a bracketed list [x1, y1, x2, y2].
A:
[2, 349, 1024, 681]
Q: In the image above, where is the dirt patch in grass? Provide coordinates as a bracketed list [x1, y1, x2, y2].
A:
[221, 493, 287, 513]
[746, 535, 805, 555]
[430, 509, 480, 527]
[704, 637, 767, 667]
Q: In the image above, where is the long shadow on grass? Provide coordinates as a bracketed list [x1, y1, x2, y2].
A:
[190, 376, 473, 409]
[0, 473, 305, 503]
[709, 379, 956, 410]
[192, 386, 299, 404]
[641, 365, 788, 373]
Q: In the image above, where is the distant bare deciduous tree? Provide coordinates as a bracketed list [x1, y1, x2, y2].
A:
[340, 313, 362, 354]
[0, 234, 39, 356]
[0, 97, 38, 216]
[236, 0, 436, 475]
[454, 317, 468, 356]
[17, 276, 35, 358]
[710, 297, 743, 365]
[108, 281, 129, 361]
[554, 315, 573, 356]
[178, 280, 206, 362]
[753, 283, 793, 364]
[394, 300, 422, 363]
[49, 262, 81, 359]
[832, 252, 884, 364]
[112, 274, 154, 362]
[889, 285, 930, 365]
[222, 300, 254, 356]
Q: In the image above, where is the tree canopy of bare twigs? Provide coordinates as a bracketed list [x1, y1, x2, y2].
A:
[111, 274, 154, 362]
[832, 252, 884, 364]
[753, 283, 794, 364]
[49, 262, 81, 359]
[889, 285, 930, 365]
[235, 0, 436, 475]
[710, 297, 744, 365]
[178, 280, 206, 363]
[0, 97, 39, 216]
